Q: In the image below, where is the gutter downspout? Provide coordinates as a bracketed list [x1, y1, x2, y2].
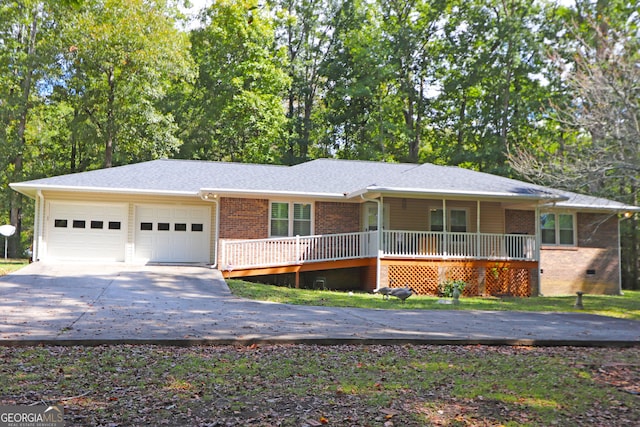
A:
[34, 190, 44, 262]
[361, 194, 383, 290]
[617, 211, 635, 295]
[617, 216, 623, 295]
[535, 203, 542, 296]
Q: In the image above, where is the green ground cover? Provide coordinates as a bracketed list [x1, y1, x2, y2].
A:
[228, 280, 640, 321]
[0, 259, 28, 276]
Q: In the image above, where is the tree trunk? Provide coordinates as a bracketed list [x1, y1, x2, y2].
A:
[104, 67, 116, 168]
[410, 79, 424, 163]
[500, 41, 513, 151]
[9, 8, 38, 258]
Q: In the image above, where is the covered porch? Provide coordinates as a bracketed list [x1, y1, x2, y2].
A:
[220, 230, 538, 296]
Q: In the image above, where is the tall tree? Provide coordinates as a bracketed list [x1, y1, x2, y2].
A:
[0, 0, 64, 257]
[375, 0, 446, 163]
[180, 0, 290, 163]
[269, 0, 347, 164]
[61, 0, 193, 169]
[428, 0, 550, 175]
[315, 0, 389, 160]
[509, 0, 640, 288]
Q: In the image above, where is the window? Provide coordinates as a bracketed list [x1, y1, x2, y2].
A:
[271, 202, 289, 237]
[450, 210, 467, 233]
[429, 208, 467, 232]
[270, 202, 312, 237]
[72, 220, 86, 229]
[430, 209, 444, 232]
[54, 219, 67, 228]
[541, 213, 575, 245]
[158, 223, 170, 231]
[91, 220, 104, 229]
[175, 223, 187, 231]
[140, 222, 153, 231]
[293, 203, 311, 236]
[191, 223, 203, 232]
[108, 221, 121, 230]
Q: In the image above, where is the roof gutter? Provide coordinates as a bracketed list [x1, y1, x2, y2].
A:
[9, 183, 200, 199]
[198, 188, 347, 200]
[545, 202, 640, 213]
[346, 186, 568, 202]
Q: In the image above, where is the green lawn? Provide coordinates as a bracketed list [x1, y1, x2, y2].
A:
[228, 280, 640, 321]
[0, 259, 28, 276]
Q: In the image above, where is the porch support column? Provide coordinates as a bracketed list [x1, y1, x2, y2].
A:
[535, 204, 542, 295]
[377, 197, 383, 290]
[442, 199, 447, 256]
[476, 200, 481, 259]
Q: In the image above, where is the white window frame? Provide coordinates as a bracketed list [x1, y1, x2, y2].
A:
[269, 201, 313, 237]
[540, 212, 576, 247]
[429, 207, 469, 233]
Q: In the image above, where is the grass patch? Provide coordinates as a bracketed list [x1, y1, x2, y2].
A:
[0, 259, 28, 276]
[227, 280, 640, 320]
[0, 344, 637, 426]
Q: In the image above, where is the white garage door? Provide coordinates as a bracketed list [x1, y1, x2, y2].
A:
[46, 202, 127, 261]
[134, 204, 211, 263]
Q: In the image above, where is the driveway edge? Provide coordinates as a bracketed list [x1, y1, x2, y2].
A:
[1, 337, 638, 348]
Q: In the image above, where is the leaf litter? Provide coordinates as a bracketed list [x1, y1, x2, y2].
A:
[0, 344, 637, 426]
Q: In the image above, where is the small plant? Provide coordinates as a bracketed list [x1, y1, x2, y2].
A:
[439, 280, 466, 298]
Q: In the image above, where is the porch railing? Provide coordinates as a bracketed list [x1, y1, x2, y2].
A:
[220, 230, 537, 270]
[382, 230, 536, 261]
[221, 231, 378, 270]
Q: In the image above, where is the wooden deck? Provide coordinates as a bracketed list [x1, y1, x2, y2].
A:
[220, 230, 539, 296]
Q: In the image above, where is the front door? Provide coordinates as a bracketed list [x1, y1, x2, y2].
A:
[362, 202, 389, 254]
[362, 202, 390, 231]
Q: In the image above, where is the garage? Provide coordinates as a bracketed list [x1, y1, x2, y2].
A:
[134, 204, 211, 263]
[46, 201, 127, 261]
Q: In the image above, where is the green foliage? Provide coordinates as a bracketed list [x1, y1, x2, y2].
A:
[179, 0, 290, 163]
[439, 280, 467, 298]
[61, 0, 194, 168]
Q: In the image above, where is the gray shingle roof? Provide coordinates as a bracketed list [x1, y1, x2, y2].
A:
[10, 158, 639, 212]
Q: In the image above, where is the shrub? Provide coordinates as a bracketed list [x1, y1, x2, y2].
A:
[439, 280, 466, 297]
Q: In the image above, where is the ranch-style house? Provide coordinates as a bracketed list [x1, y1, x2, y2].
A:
[10, 158, 639, 296]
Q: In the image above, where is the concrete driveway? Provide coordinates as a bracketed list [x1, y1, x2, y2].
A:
[1, 263, 639, 346]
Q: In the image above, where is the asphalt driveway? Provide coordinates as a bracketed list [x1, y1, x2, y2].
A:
[1, 263, 639, 346]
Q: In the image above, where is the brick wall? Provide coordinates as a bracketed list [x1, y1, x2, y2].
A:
[218, 197, 269, 239]
[540, 213, 620, 295]
[505, 209, 535, 234]
[315, 202, 361, 234]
